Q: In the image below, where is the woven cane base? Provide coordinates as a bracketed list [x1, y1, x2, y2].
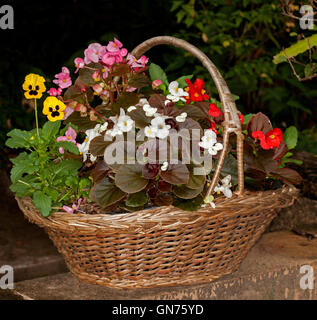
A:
[17, 186, 297, 289]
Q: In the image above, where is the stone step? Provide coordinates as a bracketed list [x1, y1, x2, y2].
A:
[0, 170, 68, 283]
[3, 231, 317, 300]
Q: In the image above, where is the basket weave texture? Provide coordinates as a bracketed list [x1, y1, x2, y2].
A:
[16, 36, 299, 289]
[17, 186, 297, 289]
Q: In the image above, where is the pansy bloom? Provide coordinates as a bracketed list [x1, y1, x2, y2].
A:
[43, 96, 66, 122]
[252, 128, 283, 150]
[22, 73, 46, 99]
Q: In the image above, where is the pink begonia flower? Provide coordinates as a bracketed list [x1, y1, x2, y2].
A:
[57, 126, 77, 143]
[47, 87, 62, 96]
[107, 38, 123, 52]
[101, 52, 116, 66]
[63, 105, 75, 120]
[74, 57, 84, 73]
[152, 79, 162, 89]
[92, 83, 103, 94]
[53, 67, 72, 89]
[84, 43, 107, 64]
[101, 51, 123, 65]
[92, 70, 101, 81]
[139, 55, 149, 65]
[127, 54, 148, 69]
[120, 48, 128, 57]
[62, 198, 83, 214]
[56, 126, 78, 154]
[102, 66, 109, 79]
[126, 86, 137, 92]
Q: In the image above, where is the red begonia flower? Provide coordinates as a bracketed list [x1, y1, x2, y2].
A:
[208, 103, 221, 117]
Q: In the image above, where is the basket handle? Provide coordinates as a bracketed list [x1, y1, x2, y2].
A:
[132, 36, 244, 196]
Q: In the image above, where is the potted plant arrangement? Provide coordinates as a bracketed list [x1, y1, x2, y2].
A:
[7, 36, 301, 289]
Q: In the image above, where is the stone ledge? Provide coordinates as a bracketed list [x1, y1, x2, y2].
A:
[3, 231, 317, 300]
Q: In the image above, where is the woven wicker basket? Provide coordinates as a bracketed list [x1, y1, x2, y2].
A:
[16, 36, 298, 289]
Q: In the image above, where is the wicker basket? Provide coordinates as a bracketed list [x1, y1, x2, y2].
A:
[16, 36, 298, 289]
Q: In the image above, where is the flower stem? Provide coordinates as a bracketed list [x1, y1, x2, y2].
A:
[34, 99, 40, 137]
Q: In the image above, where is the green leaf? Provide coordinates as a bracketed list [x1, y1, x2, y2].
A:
[33, 191, 52, 217]
[111, 64, 130, 77]
[10, 152, 39, 183]
[64, 111, 97, 131]
[125, 191, 148, 207]
[173, 195, 204, 211]
[127, 73, 151, 89]
[10, 181, 32, 197]
[232, 94, 240, 101]
[161, 163, 189, 185]
[42, 121, 61, 140]
[243, 113, 255, 125]
[110, 92, 140, 114]
[129, 108, 151, 129]
[153, 192, 174, 206]
[247, 112, 273, 136]
[304, 63, 316, 78]
[90, 177, 126, 208]
[284, 126, 298, 150]
[149, 63, 169, 86]
[273, 34, 317, 64]
[10, 174, 41, 196]
[115, 164, 148, 193]
[176, 105, 206, 120]
[175, 75, 193, 88]
[55, 159, 82, 176]
[187, 164, 206, 189]
[6, 129, 33, 149]
[89, 136, 112, 157]
[219, 154, 239, 186]
[79, 62, 103, 85]
[56, 141, 79, 155]
[270, 168, 302, 185]
[173, 183, 204, 199]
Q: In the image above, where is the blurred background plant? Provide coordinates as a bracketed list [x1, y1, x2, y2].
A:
[1, 0, 316, 169]
[165, 0, 316, 151]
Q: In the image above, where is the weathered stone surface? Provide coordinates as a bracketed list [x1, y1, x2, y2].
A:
[268, 197, 317, 232]
[3, 231, 317, 300]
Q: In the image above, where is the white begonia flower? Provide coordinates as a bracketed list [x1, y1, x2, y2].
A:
[144, 126, 157, 138]
[176, 112, 187, 123]
[199, 129, 223, 156]
[77, 125, 101, 162]
[143, 104, 157, 117]
[94, 122, 108, 133]
[161, 161, 169, 171]
[127, 106, 137, 112]
[166, 81, 189, 103]
[150, 115, 171, 139]
[214, 175, 232, 198]
[106, 108, 134, 137]
[138, 98, 149, 106]
[203, 195, 216, 209]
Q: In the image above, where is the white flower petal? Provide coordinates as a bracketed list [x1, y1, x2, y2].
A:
[127, 106, 136, 112]
[161, 161, 168, 171]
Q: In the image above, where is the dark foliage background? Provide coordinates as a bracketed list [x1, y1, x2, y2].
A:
[0, 0, 316, 168]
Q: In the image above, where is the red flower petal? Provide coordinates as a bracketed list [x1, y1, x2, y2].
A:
[252, 130, 265, 140]
[208, 103, 221, 117]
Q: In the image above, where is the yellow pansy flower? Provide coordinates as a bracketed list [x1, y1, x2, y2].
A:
[43, 96, 66, 122]
[22, 73, 46, 99]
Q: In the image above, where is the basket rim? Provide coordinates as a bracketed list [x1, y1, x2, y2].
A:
[16, 185, 298, 233]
